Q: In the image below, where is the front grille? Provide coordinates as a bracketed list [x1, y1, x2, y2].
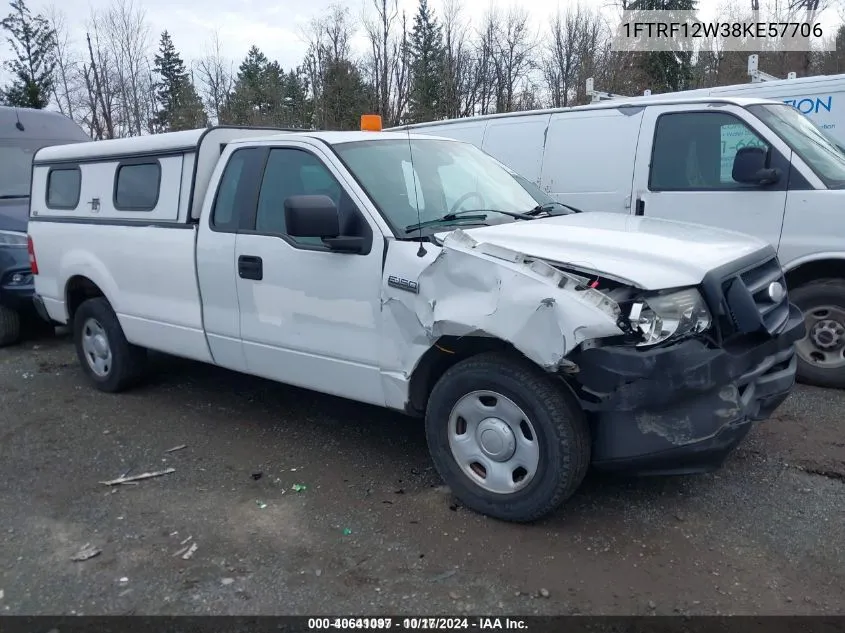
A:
[719, 256, 790, 338]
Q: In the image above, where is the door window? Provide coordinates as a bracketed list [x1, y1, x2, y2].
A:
[255, 148, 359, 247]
[211, 148, 257, 231]
[650, 112, 772, 191]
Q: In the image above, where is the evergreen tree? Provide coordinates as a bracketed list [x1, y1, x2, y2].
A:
[153, 31, 207, 132]
[407, 0, 445, 123]
[0, 0, 56, 109]
[224, 45, 274, 124]
[321, 58, 372, 130]
[626, 0, 698, 93]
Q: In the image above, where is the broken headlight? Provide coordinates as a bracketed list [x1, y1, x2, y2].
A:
[629, 288, 712, 348]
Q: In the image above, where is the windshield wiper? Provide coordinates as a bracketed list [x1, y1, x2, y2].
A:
[527, 201, 583, 216]
[404, 208, 532, 234]
[0, 194, 29, 200]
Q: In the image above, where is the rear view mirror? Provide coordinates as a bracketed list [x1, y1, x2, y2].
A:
[732, 147, 780, 186]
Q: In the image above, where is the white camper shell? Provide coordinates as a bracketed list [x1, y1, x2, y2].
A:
[390, 95, 845, 389]
[27, 125, 805, 522]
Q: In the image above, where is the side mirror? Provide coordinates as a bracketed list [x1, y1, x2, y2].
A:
[283, 194, 365, 254]
[284, 194, 340, 237]
[732, 147, 780, 186]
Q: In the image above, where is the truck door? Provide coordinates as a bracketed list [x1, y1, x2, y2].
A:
[631, 104, 790, 250]
[196, 145, 266, 373]
[233, 141, 386, 406]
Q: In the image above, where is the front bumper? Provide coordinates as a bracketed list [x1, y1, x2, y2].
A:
[572, 302, 806, 475]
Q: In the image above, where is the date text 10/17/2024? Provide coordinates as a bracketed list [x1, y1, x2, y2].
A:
[307, 617, 529, 630]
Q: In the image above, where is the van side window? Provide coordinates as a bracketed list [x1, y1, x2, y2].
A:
[211, 148, 256, 231]
[46, 167, 81, 209]
[650, 112, 772, 191]
[255, 148, 361, 248]
[114, 161, 161, 210]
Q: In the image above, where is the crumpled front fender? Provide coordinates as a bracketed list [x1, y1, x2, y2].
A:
[378, 230, 626, 410]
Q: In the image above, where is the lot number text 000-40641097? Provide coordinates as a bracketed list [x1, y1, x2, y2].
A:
[306, 617, 530, 629]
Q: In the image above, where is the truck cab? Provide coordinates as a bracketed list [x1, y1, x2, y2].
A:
[0, 106, 90, 346]
[26, 122, 805, 522]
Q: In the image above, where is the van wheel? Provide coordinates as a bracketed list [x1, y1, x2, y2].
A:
[790, 278, 845, 389]
[0, 306, 21, 347]
[73, 297, 147, 393]
[424, 351, 590, 523]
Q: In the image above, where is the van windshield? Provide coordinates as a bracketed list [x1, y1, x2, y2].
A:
[0, 139, 71, 198]
[748, 103, 845, 188]
[332, 138, 548, 235]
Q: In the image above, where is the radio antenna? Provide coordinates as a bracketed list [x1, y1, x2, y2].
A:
[406, 125, 426, 257]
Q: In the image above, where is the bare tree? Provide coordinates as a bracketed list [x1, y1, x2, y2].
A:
[362, 0, 397, 122]
[195, 29, 233, 123]
[102, 0, 153, 136]
[45, 5, 78, 119]
[82, 21, 117, 139]
[493, 6, 536, 113]
[441, 0, 469, 118]
[474, 9, 500, 115]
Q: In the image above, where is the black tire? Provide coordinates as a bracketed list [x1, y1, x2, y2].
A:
[72, 297, 148, 392]
[424, 351, 591, 523]
[790, 278, 845, 390]
[0, 305, 21, 347]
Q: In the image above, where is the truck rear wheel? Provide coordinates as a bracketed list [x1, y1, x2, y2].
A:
[0, 306, 21, 347]
[73, 297, 147, 393]
[424, 351, 590, 523]
[790, 279, 845, 390]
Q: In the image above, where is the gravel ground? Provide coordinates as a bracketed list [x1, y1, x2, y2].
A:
[0, 331, 843, 616]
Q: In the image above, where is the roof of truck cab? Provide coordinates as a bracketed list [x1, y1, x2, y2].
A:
[229, 130, 454, 145]
[33, 127, 454, 163]
[388, 95, 782, 130]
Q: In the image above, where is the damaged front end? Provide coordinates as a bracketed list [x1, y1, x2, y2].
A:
[382, 231, 806, 477]
[382, 230, 804, 474]
[561, 251, 806, 475]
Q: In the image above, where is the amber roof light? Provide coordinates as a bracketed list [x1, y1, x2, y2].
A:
[361, 114, 382, 132]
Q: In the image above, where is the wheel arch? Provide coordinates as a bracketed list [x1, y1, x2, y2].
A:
[65, 275, 109, 324]
[406, 335, 539, 417]
[784, 256, 845, 290]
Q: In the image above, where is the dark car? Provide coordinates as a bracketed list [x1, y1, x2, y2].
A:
[1, 106, 90, 346]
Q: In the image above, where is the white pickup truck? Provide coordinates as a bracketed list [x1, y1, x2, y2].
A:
[26, 122, 805, 522]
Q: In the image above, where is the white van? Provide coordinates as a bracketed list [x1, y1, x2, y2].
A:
[603, 59, 845, 147]
[390, 96, 845, 390]
[26, 123, 805, 522]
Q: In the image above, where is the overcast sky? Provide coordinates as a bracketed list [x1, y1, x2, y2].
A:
[1, 0, 842, 77]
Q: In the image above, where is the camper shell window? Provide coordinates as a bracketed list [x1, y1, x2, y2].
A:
[113, 159, 162, 211]
[46, 166, 81, 209]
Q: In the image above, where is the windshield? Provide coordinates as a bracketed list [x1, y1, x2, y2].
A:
[333, 138, 548, 235]
[748, 103, 845, 188]
[0, 138, 76, 198]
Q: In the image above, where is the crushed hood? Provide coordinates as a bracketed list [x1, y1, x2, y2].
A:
[446, 212, 771, 290]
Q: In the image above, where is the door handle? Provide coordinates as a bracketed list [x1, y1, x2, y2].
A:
[635, 198, 645, 216]
[238, 255, 263, 280]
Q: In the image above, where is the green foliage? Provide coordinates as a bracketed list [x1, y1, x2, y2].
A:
[0, 0, 56, 109]
[320, 58, 373, 130]
[407, 0, 445, 123]
[626, 0, 698, 93]
[152, 31, 208, 131]
[222, 46, 313, 128]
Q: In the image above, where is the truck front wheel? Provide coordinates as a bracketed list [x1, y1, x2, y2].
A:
[73, 297, 148, 393]
[790, 278, 845, 389]
[425, 351, 590, 523]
